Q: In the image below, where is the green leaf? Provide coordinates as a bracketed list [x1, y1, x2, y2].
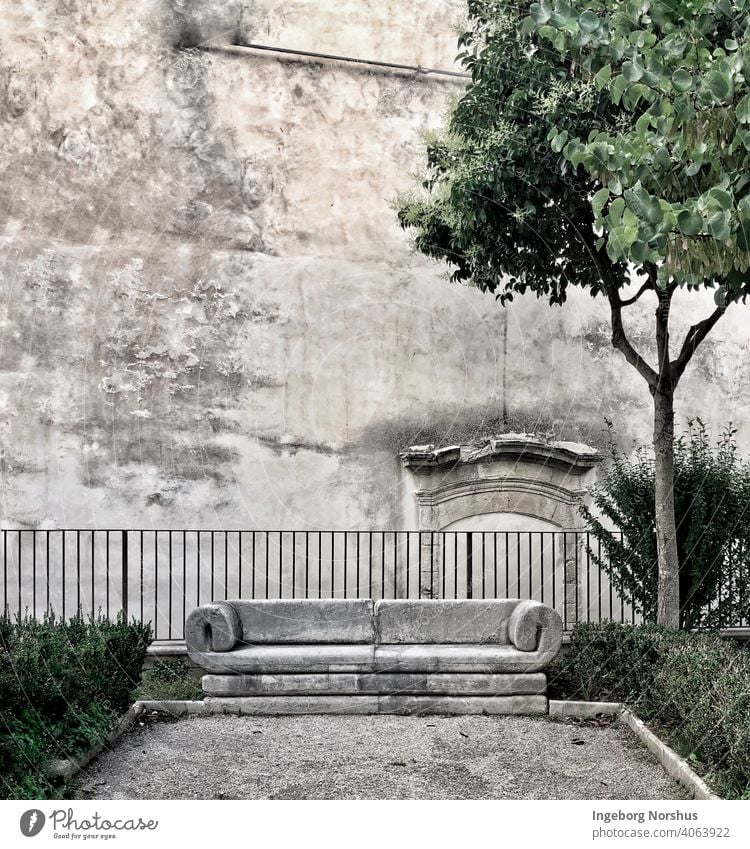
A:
[671, 69, 692, 92]
[653, 147, 671, 170]
[622, 60, 643, 83]
[594, 63, 612, 90]
[707, 210, 731, 241]
[549, 0, 574, 27]
[677, 209, 703, 236]
[738, 196, 750, 221]
[736, 223, 750, 253]
[631, 239, 650, 261]
[622, 224, 638, 247]
[624, 184, 658, 224]
[529, 1, 552, 25]
[608, 196, 626, 224]
[622, 208, 638, 227]
[579, 10, 599, 32]
[737, 94, 750, 124]
[635, 112, 651, 138]
[705, 70, 732, 102]
[611, 74, 627, 105]
[550, 129, 568, 152]
[592, 187, 610, 217]
[645, 199, 663, 226]
[665, 35, 688, 58]
[606, 224, 638, 260]
[707, 188, 732, 211]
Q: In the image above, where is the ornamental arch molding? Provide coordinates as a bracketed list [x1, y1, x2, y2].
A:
[400, 436, 603, 532]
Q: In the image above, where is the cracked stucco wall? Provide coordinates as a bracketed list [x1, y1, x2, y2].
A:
[1, 0, 749, 531]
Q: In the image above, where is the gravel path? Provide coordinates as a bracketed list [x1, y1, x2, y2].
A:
[74, 713, 685, 800]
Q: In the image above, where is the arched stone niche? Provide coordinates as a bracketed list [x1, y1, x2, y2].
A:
[443, 513, 559, 534]
[400, 435, 602, 532]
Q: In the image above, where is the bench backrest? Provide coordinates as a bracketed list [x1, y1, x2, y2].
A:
[229, 598, 375, 644]
[375, 599, 519, 644]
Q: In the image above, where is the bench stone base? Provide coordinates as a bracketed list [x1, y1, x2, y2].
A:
[202, 672, 547, 697]
[203, 695, 547, 715]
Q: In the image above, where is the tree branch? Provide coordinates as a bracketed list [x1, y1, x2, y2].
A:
[671, 303, 731, 386]
[620, 280, 654, 307]
[609, 295, 658, 389]
[588, 251, 659, 389]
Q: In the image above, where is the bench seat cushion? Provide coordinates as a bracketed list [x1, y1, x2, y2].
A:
[191, 643, 553, 674]
[193, 644, 375, 674]
[374, 644, 552, 673]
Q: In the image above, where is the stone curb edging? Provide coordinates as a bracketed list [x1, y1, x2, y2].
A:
[136, 699, 207, 715]
[548, 700, 721, 801]
[47, 700, 212, 781]
[549, 699, 622, 718]
[618, 708, 720, 801]
[47, 701, 207, 780]
[47, 702, 148, 780]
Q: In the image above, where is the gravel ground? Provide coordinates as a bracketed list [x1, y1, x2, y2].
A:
[73, 713, 685, 800]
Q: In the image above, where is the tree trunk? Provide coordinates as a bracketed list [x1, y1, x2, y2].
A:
[653, 386, 680, 628]
[605, 268, 730, 631]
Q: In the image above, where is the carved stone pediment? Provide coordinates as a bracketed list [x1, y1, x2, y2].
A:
[400, 434, 602, 531]
[400, 434, 602, 476]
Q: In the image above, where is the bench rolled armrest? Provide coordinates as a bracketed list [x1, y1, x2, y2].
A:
[185, 602, 242, 653]
[508, 600, 563, 656]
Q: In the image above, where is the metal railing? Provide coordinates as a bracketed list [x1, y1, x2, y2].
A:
[2, 528, 746, 640]
[0, 528, 647, 640]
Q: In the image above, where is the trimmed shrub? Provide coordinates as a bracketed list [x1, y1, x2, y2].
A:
[548, 621, 681, 710]
[552, 622, 750, 799]
[0, 612, 152, 799]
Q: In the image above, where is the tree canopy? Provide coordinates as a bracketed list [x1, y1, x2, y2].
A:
[399, 0, 750, 307]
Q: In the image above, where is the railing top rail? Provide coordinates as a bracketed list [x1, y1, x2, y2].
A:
[0, 528, 616, 533]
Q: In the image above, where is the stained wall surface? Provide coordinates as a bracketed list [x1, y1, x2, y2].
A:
[1, 0, 749, 532]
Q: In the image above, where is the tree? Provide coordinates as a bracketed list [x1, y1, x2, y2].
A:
[581, 420, 750, 629]
[397, 0, 750, 627]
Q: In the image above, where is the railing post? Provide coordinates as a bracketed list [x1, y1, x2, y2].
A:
[562, 530, 581, 630]
[121, 530, 128, 620]
[419, 531, 438, 599]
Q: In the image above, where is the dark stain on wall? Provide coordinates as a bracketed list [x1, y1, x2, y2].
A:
[254, 433, 339, 456]
[354, 403, 612, 454]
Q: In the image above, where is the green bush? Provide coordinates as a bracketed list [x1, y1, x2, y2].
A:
[652, 635, 750, 798]
[581, 420, 750, 629]
[0, 612, 152, 799]
[552, 622, 750, 799]
[548, 621, 681, 710]
[136, 659, 202, 701]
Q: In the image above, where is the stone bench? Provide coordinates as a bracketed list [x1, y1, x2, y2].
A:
[186, 598, 563, 715]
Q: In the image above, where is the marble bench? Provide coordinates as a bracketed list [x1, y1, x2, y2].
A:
[185, 598, 563, 715]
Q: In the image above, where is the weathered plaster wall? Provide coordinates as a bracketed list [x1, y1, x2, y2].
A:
[1, 0, 749, 531]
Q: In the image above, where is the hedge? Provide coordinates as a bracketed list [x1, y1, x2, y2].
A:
[550, 621, 750, 799]
[0, 613, 152, 799]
